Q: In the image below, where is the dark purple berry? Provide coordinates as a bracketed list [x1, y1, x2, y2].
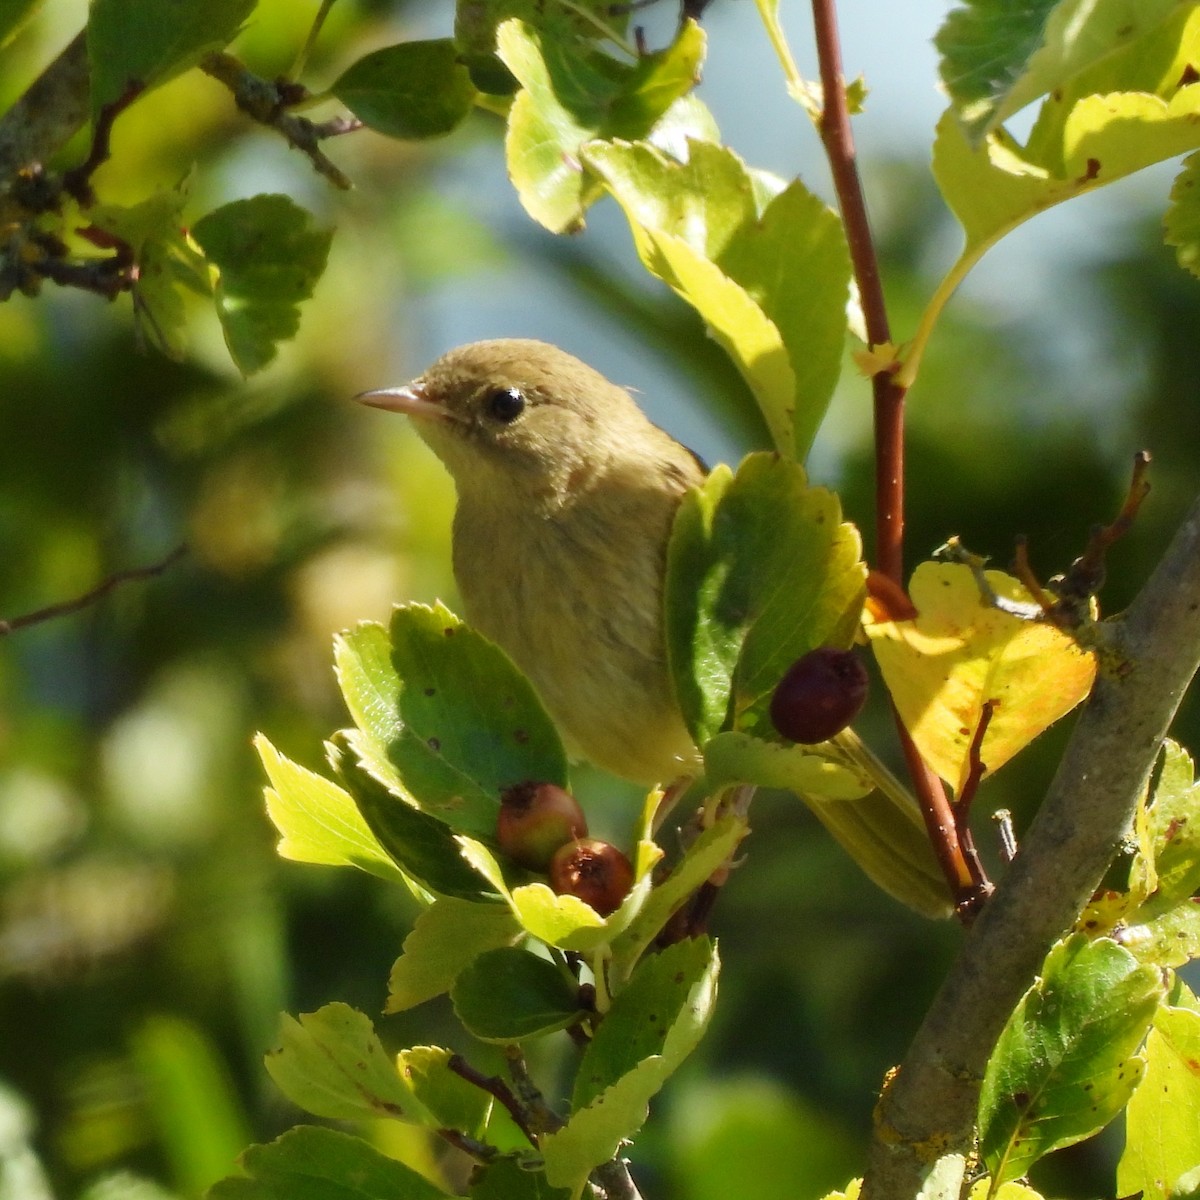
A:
[770, 647, 869, 744]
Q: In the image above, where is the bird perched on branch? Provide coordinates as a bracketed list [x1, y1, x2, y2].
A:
[357, 338, 705, 785]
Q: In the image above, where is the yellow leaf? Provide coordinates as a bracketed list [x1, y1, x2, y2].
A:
[864, 563, 1097, 795]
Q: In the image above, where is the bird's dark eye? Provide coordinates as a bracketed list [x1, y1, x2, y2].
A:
[484, 386, 525, 423]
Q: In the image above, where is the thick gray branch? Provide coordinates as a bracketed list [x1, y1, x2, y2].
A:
[863, 492, 1200, 1200]
[0, 31, 89, 186]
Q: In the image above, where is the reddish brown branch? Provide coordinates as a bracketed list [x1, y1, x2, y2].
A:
[62, 82, 145, 206]
[446, 1054, 539, 1147]
[810, 0, 985, 914]
[0, 545, 186, 635]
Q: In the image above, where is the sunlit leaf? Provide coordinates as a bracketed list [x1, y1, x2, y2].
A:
[255, 735, 405, 884]
[264, 1004, 417, 1123]
[541, 938, 718, 1191]
[665, 453, 866, 745]
[334, 604, 567, 837]
[386, 897, 521, 1012]
[865, 562, 1096, 794]
[332, 41, 477, 139]
[979, 935, 1161, 1184]
[191, 195, 331, 376]
[1118, 1004, 1200, 1200]
[207, 1126, 452, 1199]
[397, 1046, 493, 1138]
[498, 17, 705, 232]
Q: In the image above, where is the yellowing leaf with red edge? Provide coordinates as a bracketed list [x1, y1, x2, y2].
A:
[864, 562, 1096, 795]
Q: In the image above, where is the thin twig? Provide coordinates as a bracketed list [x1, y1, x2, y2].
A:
[446, 1054, 539, 1147]
[62, 82, 145, 205]
[0, 545, 187, 636]
[864, 491, 1200, 1200]
[810, 0, 984, 915]
[590, 1156, 646, 1200]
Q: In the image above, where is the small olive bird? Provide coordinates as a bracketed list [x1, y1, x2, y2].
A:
[357, 338, 705, 785]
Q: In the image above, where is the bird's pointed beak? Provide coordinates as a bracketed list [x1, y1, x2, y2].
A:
[354, 382, 453, 422]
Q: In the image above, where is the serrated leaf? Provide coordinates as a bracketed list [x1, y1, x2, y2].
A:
[397, 1046, 493, 1137]
[264, 1004, 416, 1124]
[334, 747, 498, 899]
[1138, 740, 1200, 918]
[332, 40, 477, 139]
[865, 562, 1096, 795]
[190, 195, 331, 376]
[255, 734, 405, 884]
[334, 604, 567, 837]
[498, 17, 705, 233]
[386, 898, 521, 1012]
[206, 1125, 452, 1199]
[88, 0, 254, 116]
[937, 0, 1189, 140]
[702, 730, 870, 798]
[584, 140, 849, 458]
[979, 934, 1162, 1184]
[1118, 1005, 1200, 1200]
[541, 938, 718, 1191]
[1166, 152, 1200, 276]
[451, 946, 586, 1042]
[665, 453, 866, 746]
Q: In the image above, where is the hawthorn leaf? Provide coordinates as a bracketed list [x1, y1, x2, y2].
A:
[1117, 1004, 1200, 1200]
[865, 562, 1096, 795]
[334, 603, 567, 837]
[207, 1125, 452, 1199]
[88, 0, 253, 116]
[264, 1004, 417, 1124]
[936, 0, 1189, 140]
[333, 745, 498, 900]
[702, 730, 870, 799]
[451, 946, 587, 1042]
[584, 140, 849, 458]
[664, 453, 866, 746]
[498, 17, 705, 233]
[469, 1157, 572, 1200]
[386, 897, 521, 1012]
[979, 935, 1162, 1184]
[255, 734, 404, 884]
[190, 195, 331, 376]
[332, 40, 477, 139]
[1166, 153, 1200, 278]
[541, 938, 718, 1190]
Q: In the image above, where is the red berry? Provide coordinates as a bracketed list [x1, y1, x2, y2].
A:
[548, 839, 634, 916]
[769, 647, 869, 744]
[497, 782, 588, 870]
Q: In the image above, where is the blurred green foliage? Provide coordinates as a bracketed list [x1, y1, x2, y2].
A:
[0, 1, 1197, 1198]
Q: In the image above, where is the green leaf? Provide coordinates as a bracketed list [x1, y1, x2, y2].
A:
[334, 604, 567, 837]
[332, 40, 478, 139]
[541, 938, 718, 1191]
[702, 731, 870, 798]
[89, 175, 206, 361]
[190, 195, 331, 376]
[451, 946, 587, 1042]
[397, 1046, 493, 1138]
[936, 0, 1190, 140]
[334, 745, 499, 900]
[255, 735, 406, 885]
[206, 1125, 453, 1199]
[584, 140, 849, 458]
[498, 17, 705, 233]
[664, 453, 866, 745]
[469, 1157, 572, 1200]
[264, 1004, 416, 1124]
[608, 814, 747, 982]
[88, 0, 254, 116]
[386, 897, 521, 1012]
[1119, 1005, 1200, 1200]
[979, 934, 1162, 1184]
[1137, 740, 1200, 918]
[1166, 151, 1200, 278]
